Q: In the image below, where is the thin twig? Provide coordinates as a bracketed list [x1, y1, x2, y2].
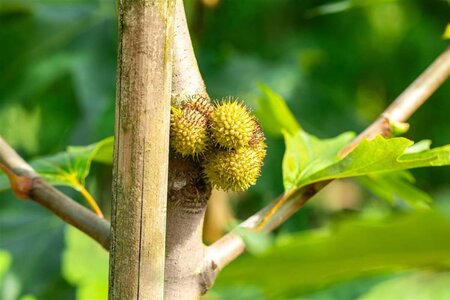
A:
[0, 136, 110, 250]
[206, 46, 450, 276]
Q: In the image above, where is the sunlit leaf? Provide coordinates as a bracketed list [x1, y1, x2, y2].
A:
[91, 137, 114, 165]
[256, 84, 301, 137]
[357, 171, 432, 209]
[215, 212, 450, 297]
[62, 226, 108, 300]
[32, 136, 113, 187]
[282, 130, 355, 191]
[207, 286, 265, 300]
[283, 134, 450, 193]
[404, 139, 431, 154]
[303, 136, 450, 185]
[359, 272, 450, 300]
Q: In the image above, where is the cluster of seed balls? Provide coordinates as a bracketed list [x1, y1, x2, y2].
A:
[170, 96, 266, 192]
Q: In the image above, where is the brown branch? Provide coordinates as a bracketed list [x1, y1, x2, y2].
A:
[206, 46, 450, 279]
[0, 136, 110, 250]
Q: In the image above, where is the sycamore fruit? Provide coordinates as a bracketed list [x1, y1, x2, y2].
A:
[210, 101, 254, 149]
[170, 107, 209, 156]
[169, 95, 267, 192]
[181, 96, 214, 117]
[203, 142, 266, 192]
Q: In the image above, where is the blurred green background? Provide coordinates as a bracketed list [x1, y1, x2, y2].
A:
[0, 0, 449, 299]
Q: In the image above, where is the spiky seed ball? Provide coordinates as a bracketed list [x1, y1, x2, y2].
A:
[170, 108, 209, 156]
[203, 144, 266, 192]
[249, 118, 265, 146]
[182, 96, 214, 117]
[210, 101, 254, 149]
[255, 141, 267, 160]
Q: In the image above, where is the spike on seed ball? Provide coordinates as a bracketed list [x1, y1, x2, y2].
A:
[170, 108, 209, 156]
[210, 101, 254, 149]
[249, 117, 265, 146]
[182, 96, 214, 117]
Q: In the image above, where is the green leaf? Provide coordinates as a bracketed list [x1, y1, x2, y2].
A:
[404, 139, 431, 154]
[285, 135, 450, 191]
[304, 136, 450, 185]
[359, 272, 450, 300]
[0, 137, 113, 192]
[0, 199, 71, 299]
[256, 84, 301, 137]
[62, 226, 108, 300]
[357, 171, 432, 209]
[282, 130, 355, 191]
[33, 136, 114, 187]
[215, 212, 450, 297]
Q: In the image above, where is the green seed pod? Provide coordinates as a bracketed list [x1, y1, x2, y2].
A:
[170, 107, 209, 156]
[210, 101, 254, 149]
[203, 143, 266, 192]
[182, 96, 214, 117]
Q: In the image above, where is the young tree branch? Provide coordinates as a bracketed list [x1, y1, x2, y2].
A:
[206, 46, 450, 280]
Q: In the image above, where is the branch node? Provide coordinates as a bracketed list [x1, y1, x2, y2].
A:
[0, 163, 33, 200]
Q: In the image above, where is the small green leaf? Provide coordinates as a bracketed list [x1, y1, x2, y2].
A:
[256, 84, 301, 137]
[282, 130, 355, 191]
[215, 212, 450, 296]
[62, 226, 108, 300]
[357, 171, 432, 209]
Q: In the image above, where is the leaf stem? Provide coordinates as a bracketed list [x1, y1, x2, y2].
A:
[76, 183, 104, 218]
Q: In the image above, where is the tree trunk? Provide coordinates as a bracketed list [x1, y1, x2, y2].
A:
[109, 0, 175, 299]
